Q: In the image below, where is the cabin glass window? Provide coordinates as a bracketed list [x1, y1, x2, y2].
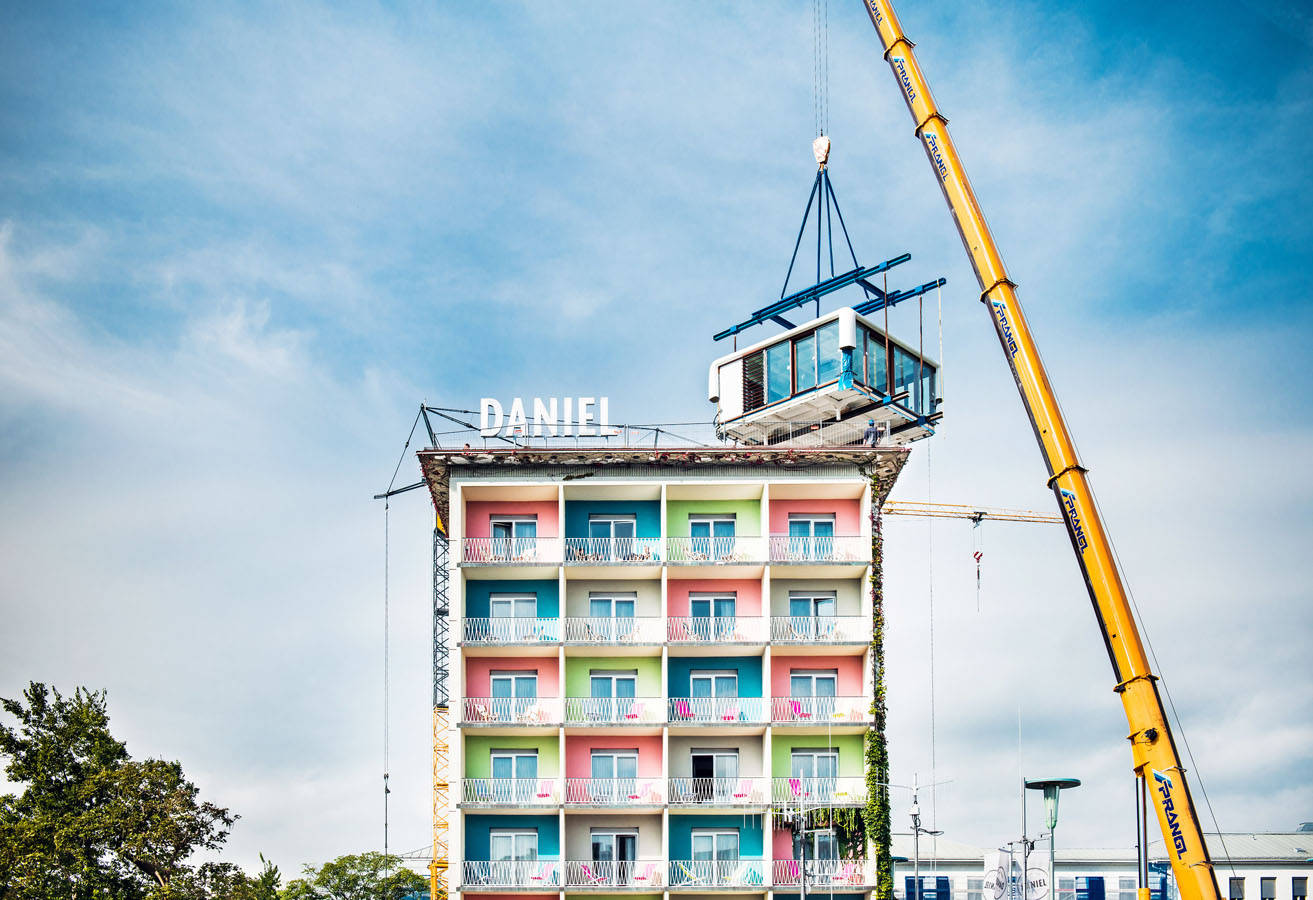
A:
[864, 327, 887, 392]
[795, 332, 817, 392]
[816, 321, 840, 383]
[766, 340, 791, 403]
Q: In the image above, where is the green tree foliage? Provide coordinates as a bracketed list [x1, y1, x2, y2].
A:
[0, 681, 239, 899]
[280, 852, 426, 900]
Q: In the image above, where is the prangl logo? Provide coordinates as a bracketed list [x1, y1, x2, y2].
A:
[923, 129, 949, 182]
[989, 298, 1019, 357]
[1058, 489, 1089, 553]
[1153, 770, 1189, 860]
[891, 56, 918, 104]
[866, 0, 885, 26]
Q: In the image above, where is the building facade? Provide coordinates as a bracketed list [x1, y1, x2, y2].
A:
[421, 444, 910, 900]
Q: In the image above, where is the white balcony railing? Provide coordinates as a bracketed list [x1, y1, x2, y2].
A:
[462, 617, 560, 644]
[772, 858, 877, 888]
[667, 776, 769, 806]
[666, 536, 766, 564]
[460, 778, 560, 806]
[770, 696, 872, 724]
[563, 537, 663, 564]
[771, 776, 867, 806]
[564, 697, 664, 725]
[565, 860, 666, 889]
[770, 615, 868, 643]
[767, 535, 867, 563]
[666, 616, 766, 643]
[667, 697, 767, 724]
[462, 697, 561, 726]
[461, 537, 562, 565]
[563, 616, 663, 644]
[667, 860, 766, 889]
[462, 860, 560, 888]
[564, 778, 664, 805]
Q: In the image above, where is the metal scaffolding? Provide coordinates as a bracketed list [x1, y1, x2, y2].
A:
[430, 525, 450, 900]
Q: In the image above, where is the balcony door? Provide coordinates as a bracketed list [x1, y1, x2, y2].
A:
[789, 669, 838, 718]
[490, 750, 538, 802]
[787, 514, 835, 558]
[689, 594, 736, 641]
[790, 748, 839, 799]
[588, 515, 636, 560]
[800, 828, 839, 881]
[588, 592, 637, 641]
[590, 670, 638, 721]
[788, 591, 837, 639]
[689, 515, 736, 560]
[489, 828, 538, 884]
[690, 670, 738, 721]
[691, 829, 739, 880]
[489, 671, 537, 721]
[590, 749, 638, 803]
[591, 829, 637, 884]
[690, 749, 738, 802]
[490, 516, 537, 560]
[489, 593, 538, 642]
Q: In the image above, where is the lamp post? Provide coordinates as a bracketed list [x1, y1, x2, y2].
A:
[910, 795, 944, 900]
[1025, 777, 1081, 900]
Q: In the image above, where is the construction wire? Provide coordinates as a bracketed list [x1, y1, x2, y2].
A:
[926, 444, 939, 866]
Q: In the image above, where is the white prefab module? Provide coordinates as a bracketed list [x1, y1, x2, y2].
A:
[708, 307, 940, 447]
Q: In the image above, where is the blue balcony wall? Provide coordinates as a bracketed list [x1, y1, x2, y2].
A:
[465, 580, 559, 619]
[564, 501, 661, 538]
[668, 813, 764, 860]
[667, 657, 763, 698]
[465, 814, 560, 860]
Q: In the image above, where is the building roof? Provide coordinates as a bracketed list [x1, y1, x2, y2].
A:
[887, 833, 1313, 868]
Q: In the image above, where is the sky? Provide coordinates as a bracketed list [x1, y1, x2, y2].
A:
[2, 0, 1312, 878]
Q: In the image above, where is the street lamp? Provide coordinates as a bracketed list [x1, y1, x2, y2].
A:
[1025, 777, 1081, 900]
[910, 796, 944, 900]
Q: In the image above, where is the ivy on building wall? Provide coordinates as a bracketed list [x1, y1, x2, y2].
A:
[863, 469, 893, 900]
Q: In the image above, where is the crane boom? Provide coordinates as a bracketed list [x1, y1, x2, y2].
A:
[857, 4, 1220, 899]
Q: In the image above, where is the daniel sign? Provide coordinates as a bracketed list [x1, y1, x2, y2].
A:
[480, 397, 615, 438]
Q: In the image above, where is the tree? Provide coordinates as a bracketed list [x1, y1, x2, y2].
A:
[0, 681, 237, 899]
[280, 853, 426, 900]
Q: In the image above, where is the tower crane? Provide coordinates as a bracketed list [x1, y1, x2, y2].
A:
[858, 4, 1221, 899]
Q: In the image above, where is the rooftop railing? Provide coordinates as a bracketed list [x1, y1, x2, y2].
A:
[564, 537, 663, 564]
[563, 616, 663, 644]
[440, 418, 888, 452]
[460, 537, 561, 565]
[767, 535, 867, 563]
[564, 860, 665, 889]
[770, 696, 873, 725]
[666, 536, 767, 565]
[667, 859, 766, 889]
[563, 697, 664, 726]
[666, 616, 766, 644]
[462, 860, 560, 889]
[770, 615, 869, 643]
[771, 776, 866, 806]
[564, 778, 664, 806]
[667, 776, 769, 807]
[667, 697, 767, 725]
[462, 697, 561, 726]
[460, 778, 559, 807]
[462, 617, 560, 644]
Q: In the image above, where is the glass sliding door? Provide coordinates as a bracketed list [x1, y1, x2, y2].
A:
[490, 750, 538, 802]
[588, 592, 636, 641]
[689, 515, 736, 561]
[689, 594, 736, 641]
[587, 515, 636, 560]
[490, 517, 537, 560]
[787, 515, 836, 559]
[489, 593, 538, 642]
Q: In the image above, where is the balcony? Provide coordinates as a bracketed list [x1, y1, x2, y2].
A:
[564, 778, 664, 806]
[462, 617, 560, 644]
[462, 697, 562, 726]
[460, 778, 560, 807]
[770, 696, 872, 725]
[564, 537, 663, 564]
[771, 776, 867, 806]
[668, 860, 766, 889]
[767, 535, 867, 564]
[462, 860, 560, 889]
[564, 860, 666, 889]
[563, 616, 663, 644]
[461, 537, 562, 566]
[772, 859, 876, 889]
[666, 617, 766, 644]
[666, 536, 766, 565]
[667, 697, 767, 725]
[667, 776, 769, 807]
[770, 616, 868, 644]
[564, 697, 664, 726]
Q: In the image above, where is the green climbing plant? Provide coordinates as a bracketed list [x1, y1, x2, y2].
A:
[863, 468, 893, 900]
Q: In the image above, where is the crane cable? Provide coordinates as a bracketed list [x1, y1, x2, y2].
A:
[812, 0, 829, 137]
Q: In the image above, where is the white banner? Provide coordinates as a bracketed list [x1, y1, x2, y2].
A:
[983, 849, 1051, 900]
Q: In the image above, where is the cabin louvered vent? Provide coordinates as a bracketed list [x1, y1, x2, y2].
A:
[743, 351, 765, 413]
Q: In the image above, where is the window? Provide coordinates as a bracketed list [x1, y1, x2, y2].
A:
[802, 828, 838, 877]
[587, 514, 637, 560]
[789, 670, 838, 716]
[1061, 877, 1077, 900]
[1120, 877, 1138, 900]
[689, 593, 736, 640]
[741, 320, 844, 413]
[1293, 877, 1307, 900]
[1231, 879, 1245, 900]
[790, 748, 839, 800]
[690, 670, 738, 698]
[490, 750, 538, 802]
[795, 332, 817, 392]
[590, 749, 638, 802]
[689, 515, 736, 560]
[590, 670, 638, 719]
[788, 591, 838, 638]
[816, 321, 840, 384]
[1261, 880, 1275, 900]
[489, 828, 538, 883]
[862, 326, 888, 393]
[689, 749, 739, 801]
[489, 671, 537, 719]
[490, 516, 537, 559]
[591, 829, 638, 882]
[692, 828, 739, 861]
[766, 340, 791, 403]
[968, 877, 985, 900]
[488, 593, 539, 641]
[786, 514, 836, 559]
[587, 592, 637, 640]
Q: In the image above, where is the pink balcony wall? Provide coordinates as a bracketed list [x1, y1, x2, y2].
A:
[565, 735, 663, 778]
[464, 501, 559, 538]
[465, 657, 560, 697]
[667, 579, 762, 617]
[768, 499, 860, 535]
[771, 654, 863, 697]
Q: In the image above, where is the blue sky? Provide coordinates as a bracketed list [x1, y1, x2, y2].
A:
[2, 0, 1311, 876]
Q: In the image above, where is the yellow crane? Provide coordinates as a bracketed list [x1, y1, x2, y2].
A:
[859, 4, 1221, 899]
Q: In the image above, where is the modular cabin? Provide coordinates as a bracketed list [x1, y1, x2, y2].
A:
[708, 307, 940, 447]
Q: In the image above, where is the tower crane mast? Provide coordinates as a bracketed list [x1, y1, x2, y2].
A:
[857, 4, 1221, 899]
